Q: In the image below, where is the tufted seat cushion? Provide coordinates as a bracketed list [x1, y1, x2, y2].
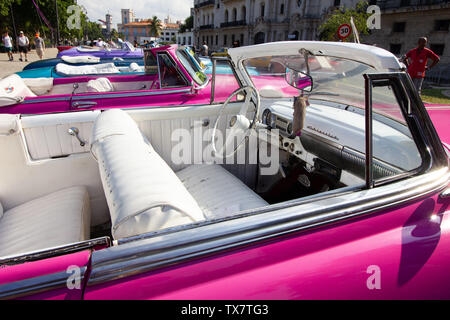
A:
[91, 109, 206, 239]
[177, 165, 268, 219]
[0, 186, 91, 258]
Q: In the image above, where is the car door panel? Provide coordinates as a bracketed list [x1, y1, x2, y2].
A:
[83, 193, 450, 299]
[21, 110, 100, 160]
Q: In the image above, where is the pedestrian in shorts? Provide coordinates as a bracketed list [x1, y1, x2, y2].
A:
[2, 31, 13, 61]
[34, 32, 45, 60]
[17, 31, 30, 62]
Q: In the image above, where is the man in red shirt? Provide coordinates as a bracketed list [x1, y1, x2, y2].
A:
[403, 37, 440, 95]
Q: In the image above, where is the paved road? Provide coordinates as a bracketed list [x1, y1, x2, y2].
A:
[0, 48, 58, 79]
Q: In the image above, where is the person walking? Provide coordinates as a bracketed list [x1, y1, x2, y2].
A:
[201, 41, 208, 56]
[403, 37, 440, 95]
[34, 32, 45, 60]
[96, 38, 105, 48]
[2, 31, 14, 61]
[17, 31, 30, 62]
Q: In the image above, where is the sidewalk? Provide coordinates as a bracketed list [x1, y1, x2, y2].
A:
[0, 48, 58, 79]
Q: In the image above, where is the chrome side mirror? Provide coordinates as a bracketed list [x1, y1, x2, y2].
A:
[285, 68, 313, 92]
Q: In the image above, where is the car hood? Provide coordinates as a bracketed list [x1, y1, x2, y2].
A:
[426, 105, 450, 147]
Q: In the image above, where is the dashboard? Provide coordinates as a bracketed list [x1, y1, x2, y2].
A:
[260, 99, 422, 185]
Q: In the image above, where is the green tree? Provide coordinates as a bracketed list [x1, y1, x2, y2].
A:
[149, 16, 162, 38]
[85, 21, 103, 40]
[110, 28, 119, 41]
[0, 0, 96, 44]
[179, 15, 193, 33]
[318, 1, 370, 42]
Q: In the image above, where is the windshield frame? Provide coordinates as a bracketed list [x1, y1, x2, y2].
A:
[176, 47, 209, 86]
[240, 54, 413, 125]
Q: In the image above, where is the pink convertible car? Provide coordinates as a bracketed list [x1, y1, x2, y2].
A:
[0, 45, 239, 114]
[0, 41, 449, 300]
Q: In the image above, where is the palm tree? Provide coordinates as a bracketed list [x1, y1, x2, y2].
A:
[149, 16, 162, 38]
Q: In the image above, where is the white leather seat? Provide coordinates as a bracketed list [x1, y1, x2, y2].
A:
[61, 55, 100, 64]
[23, 77, 54, 95]
[0, 74, 36, 107]
[91, 109, 268, 239]
[91, 109, 206, 239]
[55, 62, 120, 76]
[177, 165, 268, 219]
[0, 186, 91, 258]
[86, 77, 114, 93]
[128, 62, 142, 72]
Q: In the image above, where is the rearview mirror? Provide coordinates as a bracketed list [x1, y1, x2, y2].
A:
[285, 68, 313, 92]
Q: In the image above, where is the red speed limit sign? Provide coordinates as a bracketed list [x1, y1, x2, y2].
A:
[337, 24, 352, 40]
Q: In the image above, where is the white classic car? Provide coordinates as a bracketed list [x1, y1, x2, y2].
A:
[0, 41, 449, 300]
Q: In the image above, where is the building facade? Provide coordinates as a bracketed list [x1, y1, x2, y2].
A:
[118, 11, 180, 44]
[160, 17, 182, 43]
[177, 30, 195, 46]
[193, 0, 359, 50]
[364, 0, 450, 64]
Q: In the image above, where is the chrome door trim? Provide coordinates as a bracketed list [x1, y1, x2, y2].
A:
[72, 88, 192, 101]
[87, 167, 449, 286]
[21, 96, 70, 104]
[21, 88, 192, 105]
[440, 188, 450, 199]
[71, 101, 97, 109]
[0, 237, 110, 266]
[0, 267, 87, 300]
[364, 74, 374, 189]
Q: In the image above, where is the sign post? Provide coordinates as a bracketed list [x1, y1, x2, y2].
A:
[337, 24, 352, 40]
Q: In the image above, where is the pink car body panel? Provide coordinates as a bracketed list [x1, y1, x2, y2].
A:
[0, 73, 240, 114]
[0, 45, 240, 114]
[83, 194, 450, 300]
[425, 105, 450, 145]
[0, 250, 91, 300]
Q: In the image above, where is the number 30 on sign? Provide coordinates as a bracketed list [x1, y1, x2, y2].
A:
[337, 24, 352, 40]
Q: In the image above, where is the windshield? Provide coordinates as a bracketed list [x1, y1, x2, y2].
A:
[243, 55, 407, 124]
[122, 41, 136, 52]
[176, 47, 208, 85]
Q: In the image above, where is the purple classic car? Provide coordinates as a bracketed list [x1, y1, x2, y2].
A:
[0, 41, 449, 300]
[56, 41, 143, 59]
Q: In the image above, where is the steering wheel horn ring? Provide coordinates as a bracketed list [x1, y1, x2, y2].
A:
[211, 86, 261, 158]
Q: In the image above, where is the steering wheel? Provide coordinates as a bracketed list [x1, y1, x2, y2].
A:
[212, 86, 261, 158]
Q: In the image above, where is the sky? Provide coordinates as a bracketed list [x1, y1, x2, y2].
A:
[77, 0, 193, 27]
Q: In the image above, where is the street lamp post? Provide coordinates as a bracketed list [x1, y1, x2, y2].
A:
[9, 3, 18, 49]
[54, 0, 61, 45]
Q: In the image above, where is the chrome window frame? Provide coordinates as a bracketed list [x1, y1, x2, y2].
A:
[210, 56, 244, 104]
[175, 47, 208, 86]
[156, 51, 190, 89]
